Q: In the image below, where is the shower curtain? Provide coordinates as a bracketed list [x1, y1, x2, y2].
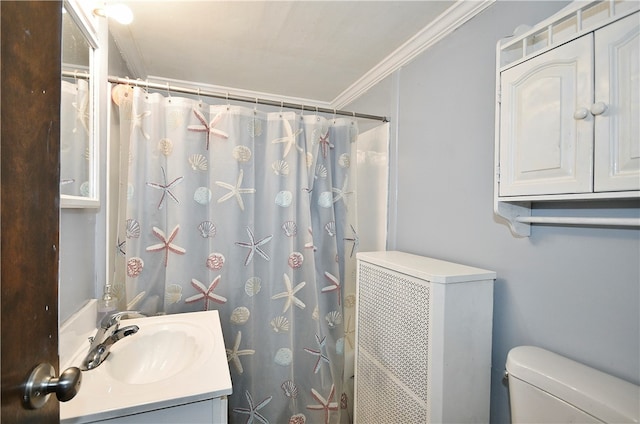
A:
[113, 86, 360, 424]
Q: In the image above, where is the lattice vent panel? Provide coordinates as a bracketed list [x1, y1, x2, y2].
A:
[356, 350, 428, 423]
[356, 261, 430, 422]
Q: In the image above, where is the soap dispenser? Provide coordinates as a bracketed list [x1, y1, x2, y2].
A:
[97, 283, 118, 325]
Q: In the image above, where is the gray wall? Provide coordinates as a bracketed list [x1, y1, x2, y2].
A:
[348, 1, 640, 422]
[59, 210, 96, 322]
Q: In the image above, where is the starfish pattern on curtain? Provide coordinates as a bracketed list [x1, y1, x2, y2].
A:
[113, 86, 360, 424]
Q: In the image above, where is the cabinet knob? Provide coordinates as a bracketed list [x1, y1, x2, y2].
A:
[590, 102, 608, 116]
[573, 108, 589, 120]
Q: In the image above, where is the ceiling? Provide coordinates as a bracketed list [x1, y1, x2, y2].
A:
[108, 1, 475, 106]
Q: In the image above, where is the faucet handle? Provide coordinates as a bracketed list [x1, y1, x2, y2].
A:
[100, 310, 146, 329]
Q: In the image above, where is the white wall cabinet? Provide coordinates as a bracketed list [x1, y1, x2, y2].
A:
[593, 13, 640, 192]
[499, 33, 594, 196]
[494, 1, 639, 236]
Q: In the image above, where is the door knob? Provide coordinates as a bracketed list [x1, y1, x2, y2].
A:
[23, 363, 82, 409]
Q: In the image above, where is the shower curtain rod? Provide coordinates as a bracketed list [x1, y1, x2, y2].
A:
[107, 75, 389, 123]
[62, 70, 90, 79]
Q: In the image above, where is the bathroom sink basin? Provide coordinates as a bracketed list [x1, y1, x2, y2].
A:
[60, 308, 232, 424]
[104, 320, 205, 385]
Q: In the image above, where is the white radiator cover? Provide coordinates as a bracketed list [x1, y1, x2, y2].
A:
[354, 251, 496, 423]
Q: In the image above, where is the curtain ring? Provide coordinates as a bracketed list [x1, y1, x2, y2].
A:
[122, 76, 131, 98]
[300, 104, 304, 120]
[316, 106, 320, 122]
[143, 79, 149, 98]
[333, 109, 337, 124]
[279, 101, 284, 117]
[254, 97, 258, 115]
[166, 82, 171, 102]
[197, 88, 203, 108]
[226, 92, 230, 110]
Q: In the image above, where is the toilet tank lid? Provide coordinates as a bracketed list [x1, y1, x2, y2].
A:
[506, 346, 640, 423]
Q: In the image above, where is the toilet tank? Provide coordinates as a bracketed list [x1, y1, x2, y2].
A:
[506, 346, 640, 423]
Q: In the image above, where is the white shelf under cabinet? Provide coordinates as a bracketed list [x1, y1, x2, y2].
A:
[494, 1, 640, 236]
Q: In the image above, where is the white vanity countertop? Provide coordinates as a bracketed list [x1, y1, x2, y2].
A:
[60, 307, 232, 423]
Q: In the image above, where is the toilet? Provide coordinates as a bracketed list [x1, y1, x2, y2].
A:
[506, 346, 640, 423]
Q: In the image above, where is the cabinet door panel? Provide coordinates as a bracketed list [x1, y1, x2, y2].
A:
[594, 12, 640, 192]
[499, 35, 594, 196]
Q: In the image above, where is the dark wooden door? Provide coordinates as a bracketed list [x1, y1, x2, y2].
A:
[1, 1, 62, 422]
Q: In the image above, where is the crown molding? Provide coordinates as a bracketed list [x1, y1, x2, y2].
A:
[331, 0, 496, 109]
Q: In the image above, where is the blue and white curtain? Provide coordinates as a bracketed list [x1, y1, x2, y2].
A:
[113, 86, 359, 424]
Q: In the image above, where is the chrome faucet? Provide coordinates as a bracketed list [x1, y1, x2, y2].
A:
[80, 311, 146, 371]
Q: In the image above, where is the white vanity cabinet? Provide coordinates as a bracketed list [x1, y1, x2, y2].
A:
[60, 306, 232, 424]
[90, 397, 228, 423]
[494, 1, 640, 236]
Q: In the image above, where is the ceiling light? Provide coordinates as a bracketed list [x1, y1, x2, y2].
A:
[93, 4, 133, 25]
